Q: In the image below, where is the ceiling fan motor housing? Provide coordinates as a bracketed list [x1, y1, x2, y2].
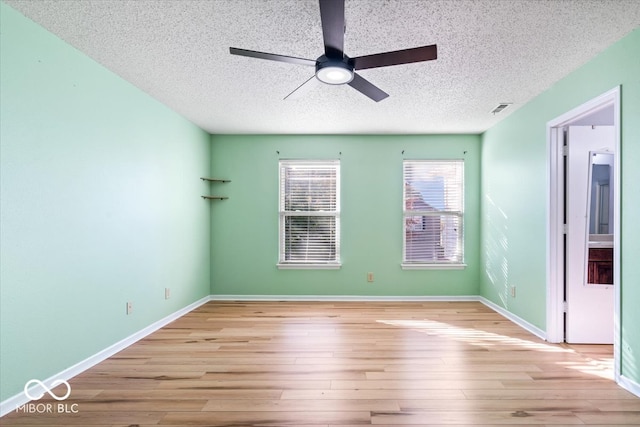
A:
[315, 55, 354, 85]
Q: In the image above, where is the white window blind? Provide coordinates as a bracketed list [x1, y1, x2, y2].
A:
[403, 160, 464, 266]
[279, 160, 340, 267]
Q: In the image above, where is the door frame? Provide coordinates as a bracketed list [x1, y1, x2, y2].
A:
[546, 86, 620, 377]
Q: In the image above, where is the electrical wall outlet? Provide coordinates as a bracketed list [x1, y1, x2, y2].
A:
[165, 288, 171, 300]
[367, 272, 374, 282]
[510, 286, 516, 298]
[126, 302, 133, 315]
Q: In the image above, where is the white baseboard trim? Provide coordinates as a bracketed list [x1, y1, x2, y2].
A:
[619, 375, 640, 398]
[477, 297, 547, 341]
[0, 295, 211, 418]
[209, 294, 480, 302]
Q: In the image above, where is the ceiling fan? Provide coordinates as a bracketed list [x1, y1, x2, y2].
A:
[230, 0, 437, 102]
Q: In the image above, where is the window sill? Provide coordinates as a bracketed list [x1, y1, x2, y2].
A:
[401, 263, 467, 270]
[277, 263, 342, 270]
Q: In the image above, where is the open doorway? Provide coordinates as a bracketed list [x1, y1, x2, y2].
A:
[546, 87, 620, 380]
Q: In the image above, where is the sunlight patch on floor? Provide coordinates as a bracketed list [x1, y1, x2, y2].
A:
[378, 319, 569, 352]
[379, 318, 615, 380]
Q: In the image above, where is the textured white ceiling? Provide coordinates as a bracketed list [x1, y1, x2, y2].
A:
[4, 0, 640, 134]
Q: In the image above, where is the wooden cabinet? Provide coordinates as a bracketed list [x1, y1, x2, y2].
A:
[587, 248, 613, 285]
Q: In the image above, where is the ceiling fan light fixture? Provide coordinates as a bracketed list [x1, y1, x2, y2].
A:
[315, 61, 353, 85]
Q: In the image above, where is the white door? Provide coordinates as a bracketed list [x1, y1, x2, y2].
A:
[565, 125, 614, 344]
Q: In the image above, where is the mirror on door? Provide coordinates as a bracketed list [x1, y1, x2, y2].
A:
[585, 151, 614, 286]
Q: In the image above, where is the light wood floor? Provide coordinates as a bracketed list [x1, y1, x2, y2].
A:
[3, 301, 639, 426]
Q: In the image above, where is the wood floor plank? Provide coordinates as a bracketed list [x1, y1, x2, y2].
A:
[366, 371, 533, 380]
[575, 410, 640, 424]
[73, 398, 207, 412]
[383, 363, 543, 372]
[296, 357, 446, 366]
[280, 389, 467, 400]
[202, 371, 367, 380]
[331, 379, 506, 390]
[144, 356, 298, 364]
[96, 388, 284, 400]
[339, 425, 615, 427]
[370, 410, 585, 424]
[463, 388, 638, 400]
[159, 410, 371, 425]
[589, 399, 640, 411]
[500, 379, 621, 390]
[397, 399, 596, 412]
[201, 398, 400, 412]
[155, 378, 331, 390]
[1, 300, 637, 427]
[0, 411, 165, 425]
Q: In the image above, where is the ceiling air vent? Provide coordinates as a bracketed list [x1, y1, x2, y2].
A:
[491, 103, 512, 115]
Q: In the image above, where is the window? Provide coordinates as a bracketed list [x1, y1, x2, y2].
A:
[403, 160, 464, 268]
[278, 160, 340, 269]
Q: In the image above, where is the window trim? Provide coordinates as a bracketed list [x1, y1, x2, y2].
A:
[401, 262, 467, 270]
[277, 159, 341, 270]
[402, 159, 466, 269]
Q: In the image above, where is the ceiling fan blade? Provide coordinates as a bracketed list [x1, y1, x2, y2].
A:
[348, 73, 389, 102]
[230, 47, 315, 66]
[319, 0, 345, 58]
[283, 74, 319, 100]
[353, 44, 437, 70]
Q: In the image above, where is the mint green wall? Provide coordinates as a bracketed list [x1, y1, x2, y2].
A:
[210, 134, 480, 297]
[0, 3, 211, 401]
[480, 28, 640, 383]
